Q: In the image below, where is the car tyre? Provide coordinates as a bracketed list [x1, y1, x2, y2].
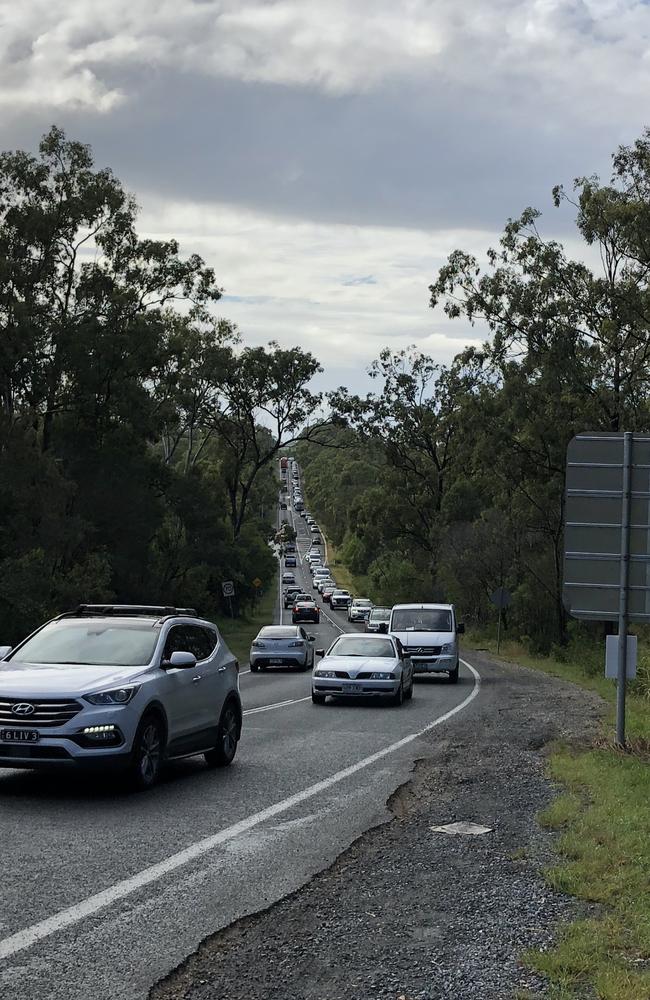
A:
[128, 713, 164, 791]
[405, 676, 414, 700]
[448, 662, 460, 684]
[205, 699, 239, 768]
[390, 680, 404, 707]
[250, 662, 259, 673]
[312, 691, 326, 705]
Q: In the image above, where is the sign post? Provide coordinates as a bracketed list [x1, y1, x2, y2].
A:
[563, 431, 650, 746]
[222, 580, 235, 619]
[490, 587, 511, 654]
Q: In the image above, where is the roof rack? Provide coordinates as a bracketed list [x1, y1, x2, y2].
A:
[64, 605, 199, 619]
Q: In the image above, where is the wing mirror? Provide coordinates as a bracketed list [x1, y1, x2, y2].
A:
[316, 648, 325, 657]
[378, 622, 389, 634]
[308, 635, 316, 642]
[162, 650, 197, 669]
[456, 623, 465, 635]
[0, 645, 12, 659]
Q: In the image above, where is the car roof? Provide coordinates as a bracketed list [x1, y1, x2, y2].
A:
[391, 603, 453, 611]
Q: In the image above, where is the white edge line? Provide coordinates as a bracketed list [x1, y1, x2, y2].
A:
[243, 697, 311, 716]
[0, 660, 480, 962]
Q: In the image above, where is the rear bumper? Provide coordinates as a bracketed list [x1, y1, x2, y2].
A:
[251, 655, 307, 668]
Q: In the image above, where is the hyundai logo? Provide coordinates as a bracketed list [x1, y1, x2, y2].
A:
[11, 703, 35, 717]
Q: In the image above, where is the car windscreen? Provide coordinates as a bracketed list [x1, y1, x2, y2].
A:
[370, 608, 391, 620]
[8, 621, 160, 666]
[259, 627, 298, 639]
[354, 600, 372, 607]
[328, 637, 395, 658]
[391, 609, 453, 632]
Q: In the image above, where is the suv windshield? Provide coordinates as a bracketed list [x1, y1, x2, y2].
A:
[391, 609, 453, 632]
[8, 620, 160, 666]
[329, 636, 395, 657]
[370, 608, 391, 621]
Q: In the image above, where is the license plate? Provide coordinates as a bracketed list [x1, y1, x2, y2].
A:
[346, 684, 364, 693]
[0, 729, 39, 743]
[269, 658, 282, 665]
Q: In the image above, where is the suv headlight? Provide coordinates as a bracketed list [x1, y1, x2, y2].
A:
[440, 642, 454, 654]
[84, 685, 140, 705]
[316, 670, 337, 678]
[369, 671, 394, 680]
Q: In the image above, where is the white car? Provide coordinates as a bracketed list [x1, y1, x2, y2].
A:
[388, 603, 465, 684]
[312, 633, 413, 706]
[330, 589, 352, 610]
[348, 598, 373, 622]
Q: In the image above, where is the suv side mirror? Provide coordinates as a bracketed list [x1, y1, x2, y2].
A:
[308, 635, 316, 642]
[378, 622, 389, 634]
[316, 648, 325, 657]
[0, 645, 12, 659]
[456, 623, 465, 635]
[163, 650, 197, 669]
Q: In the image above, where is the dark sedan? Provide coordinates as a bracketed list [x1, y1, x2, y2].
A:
[292, 599, 321, 624]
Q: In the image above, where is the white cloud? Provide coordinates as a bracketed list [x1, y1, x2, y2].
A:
[137, 197, 488, 388]
[0, 0, 649, 122]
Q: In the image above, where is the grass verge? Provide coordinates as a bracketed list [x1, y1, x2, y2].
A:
[323, 537, 371, 599]
[469, 632, 650, 999]
[216, 586, 276, 666]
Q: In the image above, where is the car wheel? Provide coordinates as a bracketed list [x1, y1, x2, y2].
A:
[205, 700, 239, 768]
[129, 713, 164, 790]
[448, 662, 460, 684]
[390, 680, 404, 707]
[405, 676, 414, 700]
[250, 662, 259, 673]
[312, 691, 326, 705]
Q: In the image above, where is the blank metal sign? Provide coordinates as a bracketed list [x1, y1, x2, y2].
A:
[563, 432, 650, 622]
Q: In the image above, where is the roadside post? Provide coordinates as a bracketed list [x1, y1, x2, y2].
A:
[252, 577, 262, 606]
[490, 587, 511, 654]
[222, 580, 235, 619]
[563, 431, 650, 746]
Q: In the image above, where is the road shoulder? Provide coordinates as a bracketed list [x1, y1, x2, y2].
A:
[152, 650, 605, 1000]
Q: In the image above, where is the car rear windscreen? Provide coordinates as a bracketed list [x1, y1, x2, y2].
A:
[259, 627, 299, 638]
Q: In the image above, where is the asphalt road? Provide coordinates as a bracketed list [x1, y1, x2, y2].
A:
[0, 479, 481, 1000]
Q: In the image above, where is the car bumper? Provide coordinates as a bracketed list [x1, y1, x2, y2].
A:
[312, 678, 400, 697]
[330, 602, 350, 610]
[251, 655, 308, 668]
[408, 655, 457, 673]
[292, 615, 319, 623]
[348, 613, 370, 621]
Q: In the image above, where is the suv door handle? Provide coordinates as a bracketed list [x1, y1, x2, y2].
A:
[192, 674, 202, 683]
[217, 665, 227, 673]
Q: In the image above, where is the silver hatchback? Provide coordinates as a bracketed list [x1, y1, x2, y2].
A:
[250, 625, 316, 672]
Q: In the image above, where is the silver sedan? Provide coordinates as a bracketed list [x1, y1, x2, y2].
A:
[311, 633, 414, 706]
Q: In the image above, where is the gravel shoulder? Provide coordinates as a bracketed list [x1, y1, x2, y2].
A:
[151, 650, 605, 1000]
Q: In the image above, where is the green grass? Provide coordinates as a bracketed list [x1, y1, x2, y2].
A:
[323, 537, 371, 599]
[468, 631, 650, 998]
[216, 587, 276, 666]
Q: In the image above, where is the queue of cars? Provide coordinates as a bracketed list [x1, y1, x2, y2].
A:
[271, 458, 466, 704]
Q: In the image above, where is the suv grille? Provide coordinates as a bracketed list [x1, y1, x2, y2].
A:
[0, 699, 83, 728]
[407, 646, 442, 656]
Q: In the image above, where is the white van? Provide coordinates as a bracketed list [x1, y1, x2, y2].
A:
[387, 603, 464, 684]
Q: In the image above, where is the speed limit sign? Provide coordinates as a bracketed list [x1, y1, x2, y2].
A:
[222, 580, 235, 598]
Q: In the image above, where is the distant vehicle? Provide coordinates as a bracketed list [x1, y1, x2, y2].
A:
[312, 633, 413, 706]
[348, 598, 373, 622]
[250, 625, 316, 672]
[284, 542, 296, 554]
[282, 572, 296, 585]
[330, 589, 352, 610]
[283, 587, 303, 608]
[321, 587, 336, 604]
[295, 501, 304, 512]
[308, 560, 323, 574]
[279, 502, 287, 510]
[280, 457, 288, 470]
[316, 577, 335, 594]
[285, 556, 297, 568]
[306, 516, 315, 525]
[310, 525, 320, 534]
[388, 603, 464, 684]
[302, 511, 311, 519]
[311, 536, 322, 546]
[0, 605, 242, 787]
[366, 606, 391, 632]
[292, 600, 320, 624]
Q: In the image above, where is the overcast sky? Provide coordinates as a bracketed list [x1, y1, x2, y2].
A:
[2, 0, 649, 392]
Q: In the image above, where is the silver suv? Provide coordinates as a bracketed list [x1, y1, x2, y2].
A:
[0, 605, 242, 789]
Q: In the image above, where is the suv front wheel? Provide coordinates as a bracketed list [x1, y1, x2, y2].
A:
[205, 700, 240, 768]
[129, 713, 164, 790]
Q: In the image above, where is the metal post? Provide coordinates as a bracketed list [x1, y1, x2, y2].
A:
[228, 595, 234, 620]
[496, 606, 502, 655]
[616, 431, 633, 746]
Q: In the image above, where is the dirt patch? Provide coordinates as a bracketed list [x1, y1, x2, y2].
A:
[151, 650, 605, 1000]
